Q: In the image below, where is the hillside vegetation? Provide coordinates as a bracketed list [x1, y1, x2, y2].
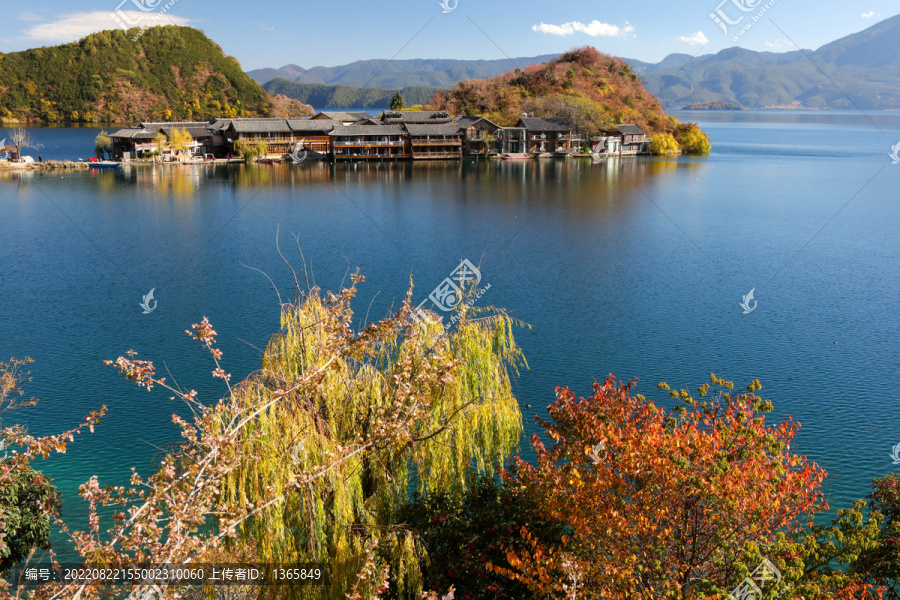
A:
[262, 79, 440, 109]
[427, 46, 704, 143]
[0, 26, 312, 123]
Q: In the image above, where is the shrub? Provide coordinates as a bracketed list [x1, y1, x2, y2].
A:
[648, 132, 679, 155]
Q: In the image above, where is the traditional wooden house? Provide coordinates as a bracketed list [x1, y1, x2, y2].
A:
[110, 121, 212, 158]
[330, 125, 407, 160]
[404, 123, 464, 159]
[617, 124, 648, 155]
[220, 119, 294, 156]
[110, 127, 158, 158]
[161, 125, 214, 157]
[380, 110, 453, 125]
[517, 117, 580, 156]
[457, 117, 500, 157]
[288, 119, 341, 157]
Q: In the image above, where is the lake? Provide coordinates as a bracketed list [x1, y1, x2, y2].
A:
[1, 110, 899, 559]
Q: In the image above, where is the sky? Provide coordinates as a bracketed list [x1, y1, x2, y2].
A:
[0, 0, 896, 71]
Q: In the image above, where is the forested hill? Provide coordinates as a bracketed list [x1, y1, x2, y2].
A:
[262, 79, 440, 109]
[426, 47, 684, 139]
[0, 26, 312, 123]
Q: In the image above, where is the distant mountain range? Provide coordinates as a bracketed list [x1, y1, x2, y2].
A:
[631, 13, 900, 109]
[246, 55, 559, 90]
[248, 14, 900, 110]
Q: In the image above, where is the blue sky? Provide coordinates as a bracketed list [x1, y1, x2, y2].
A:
[1, 1, 896, 71]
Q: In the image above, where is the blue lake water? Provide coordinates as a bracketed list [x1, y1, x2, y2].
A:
[1, 110, 899, 559]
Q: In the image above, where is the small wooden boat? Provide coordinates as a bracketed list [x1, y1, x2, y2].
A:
[90, 160, 123, 169]
[501, 153, 530, 161]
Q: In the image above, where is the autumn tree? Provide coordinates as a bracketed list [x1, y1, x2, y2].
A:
[648, 132, 679, 155]
[494, 375, 828, 599]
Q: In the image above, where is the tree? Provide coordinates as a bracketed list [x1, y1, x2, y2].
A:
[494, 375, 828, 599]
[153, 131, 169, 156]
[94, 130, 112, 159]
[401, 477, 562, 600]
[674, 123, 712, 154]
[220, 274, 525, 599]
[390, 92, 406, 110]
[8, 128, 41, 160]
[168, 127, 194, 156]
[648, 133, 679, 155]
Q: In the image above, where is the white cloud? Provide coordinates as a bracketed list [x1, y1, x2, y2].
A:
[861, 11, 876, 18]
[532, 20, 635, 39]
[23, 10, 190, 44]
[677, 31, 709, 46]
[765, 38, 791, 49]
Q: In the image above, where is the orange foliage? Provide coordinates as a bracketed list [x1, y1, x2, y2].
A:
[497, 375, 828, 599]
[428, 46, 674, 136]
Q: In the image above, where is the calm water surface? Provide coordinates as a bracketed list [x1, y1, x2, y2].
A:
[1, 111, 899, 558]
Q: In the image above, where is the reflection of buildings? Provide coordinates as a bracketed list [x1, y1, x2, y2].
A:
[110, 112, 652, 162]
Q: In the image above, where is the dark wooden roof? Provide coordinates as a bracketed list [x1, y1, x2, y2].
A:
[288, 119, 340, 132]
[330, 125, 406, 136]
[162, 126, 213, 139]
[617, 124, 646, 135]
[404, 123, 464, 136]
[516, 117, 574, 132]
[228, 119, 292, 133]
[381, 110, 452, 124]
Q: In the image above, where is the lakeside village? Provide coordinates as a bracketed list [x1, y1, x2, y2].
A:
[105, 110, 649, 163]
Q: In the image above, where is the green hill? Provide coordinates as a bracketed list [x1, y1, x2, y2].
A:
[262, 79, 440, 109]
[0, 25, 312, 123]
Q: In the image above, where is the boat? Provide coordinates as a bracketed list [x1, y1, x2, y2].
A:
[590, 153, 608, 165]
[501, 153, 530, 161]
[89, 160, 123, 169]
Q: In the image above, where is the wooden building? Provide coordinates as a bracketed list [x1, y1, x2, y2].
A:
[330, 125, 407, 160]
[617, 124, 648, 155]
[110, 121, 211, 158]
[405, 123, 464, 159]
[516, 117, 580, 156]
[218, 119, 294, 156]
[288, 119, 341, 157]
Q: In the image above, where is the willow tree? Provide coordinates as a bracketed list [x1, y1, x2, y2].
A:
[222, 273, 525, 599]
